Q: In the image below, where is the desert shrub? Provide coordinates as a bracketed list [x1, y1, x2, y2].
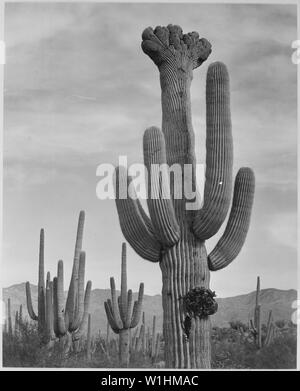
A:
[211, 324, 297, 369]
[244, 333, 297, 369]
[3, 321, 296, 369]
[229, 320, 248, 332]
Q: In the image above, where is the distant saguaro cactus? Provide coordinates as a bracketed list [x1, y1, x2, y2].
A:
[115, 24, 255, 368]
[7, 298, 13, 336]
[25, 229, 46, 335]
[104, 243, 144, 367]
[53, 253, 92, 348]
[26, 211, 91, 349]
[250, 276, 274, 348]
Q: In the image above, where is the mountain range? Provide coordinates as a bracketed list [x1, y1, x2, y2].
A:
[3, 283, 297, 336]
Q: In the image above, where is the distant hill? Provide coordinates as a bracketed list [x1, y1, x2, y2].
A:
[3, 283, 297, 336]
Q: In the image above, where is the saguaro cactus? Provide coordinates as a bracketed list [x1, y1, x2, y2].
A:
[26, 229, 46, 335]
[104, 243, 144, 367]
[7, 298, 13, 336]
[250, 276, 274, 348]
[115, 25, 255, 368]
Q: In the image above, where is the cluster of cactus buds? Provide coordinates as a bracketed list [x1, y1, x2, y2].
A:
[104, 243, 144, 367]
[25, 211, 92, 350]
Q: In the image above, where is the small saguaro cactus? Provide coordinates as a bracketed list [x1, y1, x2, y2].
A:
[7, 298, 12, 336]
[26, 229, 46, 335]
[250, 276, 274, 348]
[86, 314, 92, 360]
[114, 25, 255, 368]
[104, 243, 144, 367]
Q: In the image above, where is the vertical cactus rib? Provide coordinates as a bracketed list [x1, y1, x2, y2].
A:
[25, 282, 38, 321]
[120, 243, 128, 324]
[38, 229, 46, 333]
[256, 276, 260, 308]
[143, 126, 180, 246]
[65, 210, 85, 329]
[115, 166, 161, 262]
[193, 62, 233, 240]
[208, 168, 255, 271]
[130, 283, 144, 328]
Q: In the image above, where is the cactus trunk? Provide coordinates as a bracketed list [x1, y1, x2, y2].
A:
[161, 236, 210, 368]
[119, 329, 130, 367]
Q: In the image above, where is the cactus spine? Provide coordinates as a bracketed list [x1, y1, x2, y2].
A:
[115, 25, 255, 368]
[104, 243, 144, 367]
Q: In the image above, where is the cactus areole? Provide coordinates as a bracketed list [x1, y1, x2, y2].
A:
[115, 24, 255, 368]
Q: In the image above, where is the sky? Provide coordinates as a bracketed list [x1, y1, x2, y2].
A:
[1, 3, 297, 297]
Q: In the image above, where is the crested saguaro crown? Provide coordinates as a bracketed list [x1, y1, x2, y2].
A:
[115, 24, 255, 369]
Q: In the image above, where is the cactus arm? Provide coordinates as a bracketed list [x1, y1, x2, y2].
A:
[151, 316, 157, 358]
[130, 282, 144, 328]
[115, 166, 161, 262]
[104, 301, 120, 334]
[73, 280, 92, 340]
[52, 277, 59, 337]
[120, 243, 128, 324]
[124, 290, 133, 329]
[193, 62, 233, 240]
[86, 314, 92, 360]
[38, 229, 46, 332]
[25, 282, 38, 321]
[56, 260, 66, 336]
[255, 276, 260, 308]
[143, 126, 180, 246]
[65, 211, 85, 328]
[73, 251, 86, 329]
[110, 277, 123, 329]
[208, 167, 255, 271]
